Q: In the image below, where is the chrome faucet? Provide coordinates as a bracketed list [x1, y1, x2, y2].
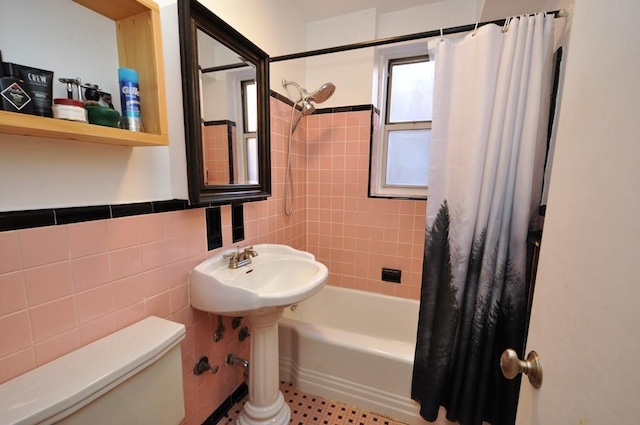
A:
[223, 246, 258, 269]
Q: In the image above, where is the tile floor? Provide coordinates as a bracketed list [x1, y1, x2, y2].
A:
[216, 382, 409, 425]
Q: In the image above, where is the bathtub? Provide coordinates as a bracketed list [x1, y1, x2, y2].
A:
[279, 285, 429, 425]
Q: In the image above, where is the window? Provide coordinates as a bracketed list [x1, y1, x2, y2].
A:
[241, 80, 258, 183]
[370, 54, 435, 199]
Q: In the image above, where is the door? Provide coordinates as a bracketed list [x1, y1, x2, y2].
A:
[515, 1, 640, 423]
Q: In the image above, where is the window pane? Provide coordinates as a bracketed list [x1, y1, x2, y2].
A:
[388, 60, 434, 123]
[244, 81, 257, 132]
[385, 129, 430, 187]
[246, 137, 258, 183]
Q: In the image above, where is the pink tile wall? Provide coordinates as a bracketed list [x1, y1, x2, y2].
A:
[242, 97, 308, 250]
[0, 99, 306, 421]
[203, 124, 232, 185]
[0, 207, 283, 425]
[0, 96, 426, 424]
[304, 108, 426, 300]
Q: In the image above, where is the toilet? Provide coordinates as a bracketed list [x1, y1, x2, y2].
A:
[0, 316, 186, 424]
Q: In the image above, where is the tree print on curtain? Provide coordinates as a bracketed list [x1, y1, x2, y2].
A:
[410, 13, 556, 425]
[412, 201, 528, 424]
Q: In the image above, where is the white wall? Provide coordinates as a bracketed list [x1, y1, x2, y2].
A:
[159, 3, 189, 201]
[196, 0, 308, 97]
[479, 0, 574, 21]
[295, 0, 479, 109]
[201, 76, 228, 121]
[303, 9, 378, 107]
[378, 0, 478, 38]
[517, 0, 640, 423]
[0, 0, 174, 211]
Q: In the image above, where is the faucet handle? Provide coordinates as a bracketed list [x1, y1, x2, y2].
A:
[242, 246, 258, 257]
[223, 247, 242, 269]
[224, 255, 239, 269]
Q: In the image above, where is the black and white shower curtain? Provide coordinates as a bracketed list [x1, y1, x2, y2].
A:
[412, 13, 555, 425]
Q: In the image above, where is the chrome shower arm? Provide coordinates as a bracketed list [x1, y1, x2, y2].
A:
[282, 79, 307, 101]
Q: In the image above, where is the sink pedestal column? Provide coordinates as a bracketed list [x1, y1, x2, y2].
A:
[237, 309, 289, 425]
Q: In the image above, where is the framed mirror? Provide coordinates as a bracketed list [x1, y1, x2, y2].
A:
[178, 0, 271, 205]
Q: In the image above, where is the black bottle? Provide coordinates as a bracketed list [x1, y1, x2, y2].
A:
[0, 51, 34, 114]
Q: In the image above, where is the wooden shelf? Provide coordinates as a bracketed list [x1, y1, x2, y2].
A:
[0, 111, 167, 147]
[0, 0, 169, 147]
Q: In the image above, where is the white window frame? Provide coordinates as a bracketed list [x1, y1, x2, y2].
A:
[226, 68, 257, 184]
[241, 79, 258, 184]
[370, 42, 432, 199]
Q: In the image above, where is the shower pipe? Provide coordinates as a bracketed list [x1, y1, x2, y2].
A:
[270, 9, 567, 63]
[282, 80, 335, 216]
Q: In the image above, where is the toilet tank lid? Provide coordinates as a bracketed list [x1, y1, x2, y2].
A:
[0, 316, 185, 425]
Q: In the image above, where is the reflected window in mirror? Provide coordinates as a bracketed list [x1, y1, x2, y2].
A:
[242, 80, 258, 184]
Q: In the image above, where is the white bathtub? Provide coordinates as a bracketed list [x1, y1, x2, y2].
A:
[278, 285, 430, 425]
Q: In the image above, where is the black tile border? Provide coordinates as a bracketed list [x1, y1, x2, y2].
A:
[270, 90, 378, 115]
[314, 104, 377, 115]
[56, 205, 112, 225]
[0, 199, 190, 233]
[270, 89, 295, 107]
[231, 203, 245, 243]
[152, 199, 189, 213]
[204, 119, 237, 127]
[111, 202, 154, 218]
[0, 209, 56, 232]
[202, 382, 248, 425]
[206, 207, 223, 251]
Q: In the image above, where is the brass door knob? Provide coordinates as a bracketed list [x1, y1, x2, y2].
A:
[500, 349, 543, 389]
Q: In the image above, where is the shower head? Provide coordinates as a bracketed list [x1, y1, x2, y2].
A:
[300, 99, 316, 116]
[307, 82, 335, 104]
[282, 79, 336, 107]
[290, 99, 315, 133]
[282, 79, 336, 133]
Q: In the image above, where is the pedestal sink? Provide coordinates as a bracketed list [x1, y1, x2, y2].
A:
[189, 244, 328, 425]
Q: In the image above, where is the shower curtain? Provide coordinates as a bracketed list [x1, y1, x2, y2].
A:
[411, 13, 554, 425]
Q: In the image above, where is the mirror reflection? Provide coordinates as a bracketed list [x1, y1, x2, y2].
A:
[178, 0, 270, 205]
[198, 29, 259, 185]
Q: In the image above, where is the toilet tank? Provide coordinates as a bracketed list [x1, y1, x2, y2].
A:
[0, 316, 186, 425]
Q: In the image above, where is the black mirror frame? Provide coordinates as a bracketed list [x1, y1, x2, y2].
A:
[178, 0, 271, 205]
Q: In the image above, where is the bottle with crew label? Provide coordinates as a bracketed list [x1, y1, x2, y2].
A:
[118, 67, 143, 131]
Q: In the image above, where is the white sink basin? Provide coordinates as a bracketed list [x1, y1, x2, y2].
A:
[189, 244, 328, 316]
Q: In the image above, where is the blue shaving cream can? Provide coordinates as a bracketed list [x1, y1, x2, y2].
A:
[118, 67, 143, 131]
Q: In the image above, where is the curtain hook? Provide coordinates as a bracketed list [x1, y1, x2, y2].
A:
[502, 16, 512, 33]
[440, 27, 444, 42]
[472, 22, 479, 37]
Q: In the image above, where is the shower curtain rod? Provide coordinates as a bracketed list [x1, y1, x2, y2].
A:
[270, 9, 566, 63]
